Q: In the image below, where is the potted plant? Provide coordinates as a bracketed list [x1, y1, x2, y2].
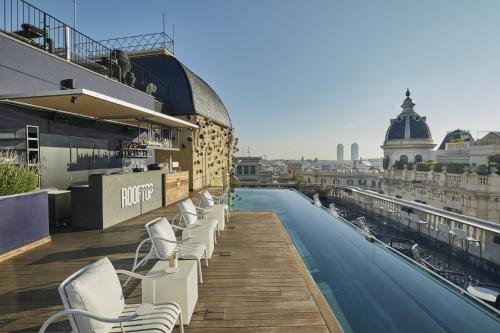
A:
[0, 150, 49, 260]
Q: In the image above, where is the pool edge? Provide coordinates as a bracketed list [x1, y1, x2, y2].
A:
[272, 211, 345, 333]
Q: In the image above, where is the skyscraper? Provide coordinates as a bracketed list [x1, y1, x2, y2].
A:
[351, 142, 359, 161]
[337, 144, 344, 161]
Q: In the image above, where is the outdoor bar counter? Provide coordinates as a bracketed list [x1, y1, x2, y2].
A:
[71, 170, 166, 229]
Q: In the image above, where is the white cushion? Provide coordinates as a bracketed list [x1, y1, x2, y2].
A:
[148, 218, 176, 259]
[200, 190, 215, 207]
[179, 199, 198, 226]
[64, 258, 124, 333]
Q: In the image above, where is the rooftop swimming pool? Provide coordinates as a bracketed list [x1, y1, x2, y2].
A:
[231, 188, 500, 333]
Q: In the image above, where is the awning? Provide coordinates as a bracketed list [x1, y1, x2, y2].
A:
[0, 89, 197, 129]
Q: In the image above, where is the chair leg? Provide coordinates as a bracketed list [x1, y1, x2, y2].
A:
[178, 309, 184, 333]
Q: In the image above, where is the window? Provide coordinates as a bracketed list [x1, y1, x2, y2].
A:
[400, 155, 408, 163]
[237, 166, 242, 175]
[243, 166, 249, 174]
[347, 180, 353, 186]
[415, 154, 423, 163]
[383, 155, 390, 169]
[250, 165, 256, 174]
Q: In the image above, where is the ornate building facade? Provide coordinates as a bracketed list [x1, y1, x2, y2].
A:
[382, 90, 500, 225]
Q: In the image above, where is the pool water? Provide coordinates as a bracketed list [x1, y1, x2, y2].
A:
[231, 188, 500, 333]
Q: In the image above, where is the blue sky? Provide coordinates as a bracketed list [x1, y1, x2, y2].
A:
[28, 0, 500, 159]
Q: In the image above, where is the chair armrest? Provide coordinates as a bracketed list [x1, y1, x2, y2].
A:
[39, 305, 156, 333]
[116, 267, 179, 280]
[186, 222, 203, 229]
[171, 225, 187, 231]
[182, 211, 208, 217]
[149, 236, 180, 245]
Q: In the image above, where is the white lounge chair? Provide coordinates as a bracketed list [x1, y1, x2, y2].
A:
[199, 189, 228, 211]
[39, 257, 183, 333]
[131, 217, 208, 283]
[199, 190, 228, 230]
[178, 198, 220, 241]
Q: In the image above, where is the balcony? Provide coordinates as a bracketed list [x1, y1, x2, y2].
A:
[0, 0, 166, 101]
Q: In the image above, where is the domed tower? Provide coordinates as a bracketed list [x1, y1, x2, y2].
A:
[381, 89, 435, 169]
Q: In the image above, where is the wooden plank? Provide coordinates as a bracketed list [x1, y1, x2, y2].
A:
[0, 193, 342, 333]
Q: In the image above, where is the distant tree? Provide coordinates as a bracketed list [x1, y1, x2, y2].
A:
[294, 175, 307, 191]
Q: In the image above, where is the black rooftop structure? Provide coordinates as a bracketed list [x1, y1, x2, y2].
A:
[385, 89, 432, 141]
[132, 54, 232, 128]
[438, 129, 474, 150]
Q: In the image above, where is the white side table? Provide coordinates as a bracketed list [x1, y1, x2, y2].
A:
[204, 206, 225, 231]
[182, 223, 215, 259]
[142, 260, 198, 325]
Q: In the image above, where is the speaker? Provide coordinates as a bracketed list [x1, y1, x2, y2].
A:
[60, 79, 76, 89]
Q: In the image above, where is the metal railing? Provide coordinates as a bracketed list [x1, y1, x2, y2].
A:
[0, 0, 166, 100]
[99, 32, 174, 54]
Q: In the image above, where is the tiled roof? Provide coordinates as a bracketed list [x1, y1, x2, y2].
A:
[131, 54, 231, 128]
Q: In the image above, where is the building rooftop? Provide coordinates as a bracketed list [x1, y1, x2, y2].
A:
[131, 51, 232, 128]
[0, 193, 340, 332]
[385, 89, 433, 141]
[438, 129, 474, 150]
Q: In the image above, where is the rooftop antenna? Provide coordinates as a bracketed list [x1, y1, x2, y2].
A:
[172, 24, 175, 54]
[162, 12, 166, 49]
[72, 0, 77, 48]
[73, 0, 77, 29]
[247, 146, 251, 157]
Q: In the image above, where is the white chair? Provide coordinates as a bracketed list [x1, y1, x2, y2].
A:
[39, 257, 183, 333]
[436, 223, 456, 247]
[411, 244, 427, 266]
[198, 191, 227, 231]
[199, 189, 229, 222]
[452, 228, 482, 260]
[131, 217, 208, 283]
[399, 210, 409, 228]
[408, 213, 430, 237]
[178, 198, 220, 242]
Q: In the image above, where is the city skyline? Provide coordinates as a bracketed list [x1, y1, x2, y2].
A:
[27, 0, 500, 159]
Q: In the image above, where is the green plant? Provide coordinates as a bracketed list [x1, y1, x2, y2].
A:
[0, 150, 39, 196]
[444, 163, 467, 174]
[415, 161, 438, 172]
[393, 161, 413, 170]
[476, 164, 490, 175]
[293, 175, 307, 191]
[488, 155, 500, 175]
[229, 173, 240, 189]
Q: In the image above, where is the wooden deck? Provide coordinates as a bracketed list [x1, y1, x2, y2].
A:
[0, 202, 342, 332]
